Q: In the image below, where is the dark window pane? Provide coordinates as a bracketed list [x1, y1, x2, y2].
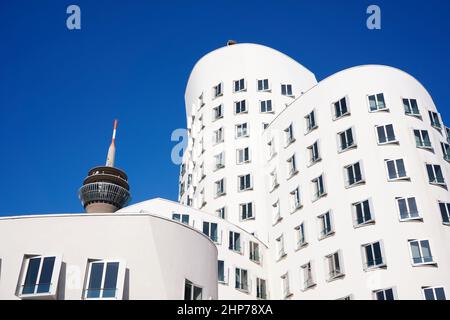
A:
[102, 262, 119, 298]
[87, 262, 104, 298]
[184, 281, 192, 300]
[386, 125, 395, 141]
[377, 126, 386, 143]
[385, 289, 394, 300]
[23, 258, 41, 294]
[435, 287, 446, 300]
[424, 288, 435, 300]
[37, 257, 55, 293]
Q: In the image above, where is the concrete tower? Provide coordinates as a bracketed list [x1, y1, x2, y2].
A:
[79, 120, 131, 213]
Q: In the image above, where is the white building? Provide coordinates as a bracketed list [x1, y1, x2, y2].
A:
[0, 42, 449, 300]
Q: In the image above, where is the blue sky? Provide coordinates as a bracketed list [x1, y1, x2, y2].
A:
[0, 0, 449, 216]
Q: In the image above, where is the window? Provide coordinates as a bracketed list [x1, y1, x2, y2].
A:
[422, 287, 446, 300]
[216, 206, 226, 219]
[403, 98, 420, 116]
[233, 78, 246, 92]
[198, 93, 205, 110]
[281, 273, 291, 298]
[236, 123, 249, 138]
[203, 222, 218, 242]
[257, 79, 270, 91]
[172, 213, 189, 225]
[295, 223, 307, 249]
[301, 262, 315, 290]
[285, 124, 295, 145]
[272, 200, 281, 225]
[238, 174, 252, 191]
[262, 122, 269, 130]
[376, 124, 397, 144]
[213, 127, 224, 144]
[281, 84, 293, 96]
[179, 182, 185, 196]
[338, 127, 356, 152]
[345, 161, 365, 187]
[199, 189, 206, 207]
[409, 240, 435, 265]
[237, 147, 250, 164]
[260, 100, 273, 113]
[215, 178, 225, 197]
[18, 255, 60, 297]
[441, 142, 450, 161]
[327, 251, 344, 280]
[305, 110, 317, 133]
[426, 164, 446, 185]
[414, 129, 432, 148]
[235, 268, 248, 292]
[287, 154, 298, 178]
[240, 202, 254, 220]
[397, 197, 420, 220]
[270, 169, 278, 190]
[446, 127, 450, 143]
[268, 138, 276, 159]
[276, 235, 286, 260]
[385, 159, 408, 180]
[333, 97, 349, 119]
[362, 241, 385, 269]
[290, 187, 302, 212]
[373, 288, 395, 300]
[353, 199, 374, 226]
[438, 202, 450, 224]
[318, 211, 334, 239]
[213, 104, 223, 120]
[229, 231, 241, 252]
[256, 278, 267, 299]
[368, 93, 387, 112]
[234, 100, 247, 114]
[308, 141, 320, 164]
[312, 174, 326, 200]
[85, 260, 124, 299]
[428, 111, 441, 129]
[218, 260, 226, 283]
[249, 241, 260, 263]
[214, 82, 223, 98]
[214, 152, 225, 170]
[184, 280, 202, 300]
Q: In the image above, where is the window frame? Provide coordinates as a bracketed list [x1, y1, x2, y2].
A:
[408, 239, 436, 266]
[337, 127, 357, 153]
[83, 259, 126, 300]
[332, 96, 350, 120]
[385, 158, 409, 181]
[367, 93, 388, 112]
[233, 78, 246, 93]
[396, 197, 421, 221]
[352, 198, 375, 227]
[375, 124, 398, 145]
[257, 78, 270, 92]
[361, 241, 386, 271]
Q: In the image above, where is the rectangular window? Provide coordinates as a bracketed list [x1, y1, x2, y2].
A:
[426, 164, 445, 185]
[414, 129, 432, 148]
[234, 100, 247, 114]
[409, 239, 434, 265]
[345, 161, 364, 187]
[216, 207, 226, 219]
[362, 241, 385, 269]
[198, 93, 205, 110]
[240, 202, 254, 220]
[281, 273, 291, 298]
[295, 223, 307, 248]
[312, 174, 326, 200]
[272, 200, 281, 225]
[268, 138, 276, 159]
[353, 199, 374, 226]
[301, 262, 315, 290]
[439, 202, 450, 224]
[368, 93, 387, 112]
[376, 124, 397, 144]
[238, 174, 252, 191]
[203, 222, 218, 242]
[213, 104, 223, 120]
[237, 147, 250, 164]
[385, 159, 408, 180]
[428, 111, 441, 129]
[172, 213, 190, 225]
[276, 235, 286, 260]
[338, 127, 356, 152]
[290, 187, 302, 212]
[235, 268, 248, 291]
[233, 78, 246, 92]
[281, 84, 293, 96]
[397, 197, 420, 220]
[218, 260, 225, 283]
[373, 288, 395, 300]
[260, 100, 273, 113]
[423, 287, 446, 300]
[19, 256, 57, 296]
[403, 98, 420, 116]
[318, 211, 333, 239]
[256, 278, 267, 299]
[236, 123, 249, 138]
[305, 110, 317, 133]
[287, 154, 298, 177]
[85, 260, 122, 299]
[213, 127, 224, 144]
[249, 241, 260, 263]
[214, 152, 225, 170]
[199, 189, 205, 207]
[214, 82, 223, 98]
[270, 169, 278, 190]
[333, 97, 349, 119]
[184, 280, 202, 300]
[229, 231, 241, 252]
[285, 124, 295, 145]
[308, 141, 320, 164]
[327, 251, 344, 280]
[257, 79, 270, 91]
[215, 178, 225, 197]
[441, 142, 450, 161]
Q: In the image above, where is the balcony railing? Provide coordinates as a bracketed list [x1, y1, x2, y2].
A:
[84, 287, 118, 299]
[20, 283, 53, 296]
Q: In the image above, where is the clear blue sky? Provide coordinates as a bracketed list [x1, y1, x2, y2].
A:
[0, 0, 449, 216]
